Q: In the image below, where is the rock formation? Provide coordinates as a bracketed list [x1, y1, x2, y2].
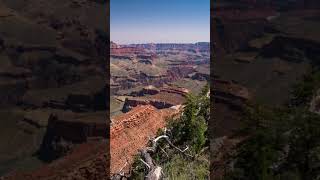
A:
[212, 78, 250, 137]
[120, 86, 187, 113]
[2, 141, 108, 180]
[212, 1, 277, 55]
[110, 105, 180, 175]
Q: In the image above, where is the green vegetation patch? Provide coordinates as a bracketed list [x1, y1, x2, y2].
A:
[290, 69, 320, 107]
[225, 66, 320, 179]
[226, 103, 320, 180]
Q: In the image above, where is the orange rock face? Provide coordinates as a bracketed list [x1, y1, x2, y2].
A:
[110, 105, 179, 175]
[110, 42, 158, 61]
[111, 47, 145, 56]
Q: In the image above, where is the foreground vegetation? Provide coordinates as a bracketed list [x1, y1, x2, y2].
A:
[225, 69, 320, 180]
[130, 84, 210, 179]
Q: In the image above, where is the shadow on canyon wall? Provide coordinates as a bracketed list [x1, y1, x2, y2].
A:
[211, 0, 320, 179]
[0, 0, 109, 179]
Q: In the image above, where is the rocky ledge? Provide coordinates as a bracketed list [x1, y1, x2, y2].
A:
[110, 105, 181, 175]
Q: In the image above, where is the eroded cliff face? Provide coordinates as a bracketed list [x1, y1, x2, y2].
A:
[110, 42, 157, 61]
[210, 78, 252, 178]
[121, 88, 187, 113]
[110, 41, 209, 94]
[38, 112, 107, 162]
[212, 3, 277, 55]
[212, 78, 251, 137]
[110, 105, 180, 175]
[260, 36, 320, 62]
[2, 141, 108, 180]
[110, 86, 188, 175]
[111, 65, 197, 94]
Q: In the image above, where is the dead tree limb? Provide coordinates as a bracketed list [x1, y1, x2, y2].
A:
[146, 135, 193, 158]
[138, 133, 194, 180]
[139, 149, 162, 180]
[160, 147, 169, 158]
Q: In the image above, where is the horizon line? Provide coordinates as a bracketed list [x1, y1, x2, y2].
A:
[111, 41, 210, 45]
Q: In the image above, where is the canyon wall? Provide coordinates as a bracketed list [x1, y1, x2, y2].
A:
[212, 79, 250, 137]
[2, 141, 108, 180]
[110, 105, 180, 175]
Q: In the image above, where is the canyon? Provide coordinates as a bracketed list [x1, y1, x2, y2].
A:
[110, 41, 209, 177]
[0, 0, 109, 179]
[110, 42, 209, 94]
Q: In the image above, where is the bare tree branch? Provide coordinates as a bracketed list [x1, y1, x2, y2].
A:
[139, 158, 151, 170]
[160, 147, 169, 158]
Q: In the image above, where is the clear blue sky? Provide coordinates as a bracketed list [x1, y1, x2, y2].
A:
[111, 0, 210, 44]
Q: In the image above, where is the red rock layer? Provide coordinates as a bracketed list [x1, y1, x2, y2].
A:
[110, 47, 145, 56]
[110, 105, 178, 175]
[160, 87, 189, 97]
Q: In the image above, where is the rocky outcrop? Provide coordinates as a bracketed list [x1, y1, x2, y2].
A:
[110, 54, 134, 60]
[120, 86, 188, 98]
[111, 47, 145, 56]
[110, 42, 158, 62]
[214, 79, 250, 102]
[140, 86, 160, 95]
[260, 35, 320, 63]
[192, 72, 210, 81]
[111, 65, 196, 93]
[159, 87, 189, 97]
[167, 66, 195, 79]
[210, 136, 245, 180]
[121, 85, 160, 97]
[110, 105, 180, 175]
[111, 41, 119, 48]
[21, 77, 107, 111]
[37, 110, 107, 162]
[213, 78, 250, 137]
[121, 88, 187, 113]
[122, 98, 174, 113]
[138, 59, 153, 65]
[2, 141, 108, 180]
[212, 2, 277, 55]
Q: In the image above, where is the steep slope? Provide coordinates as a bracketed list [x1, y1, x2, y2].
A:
[110, 105, 180, 175]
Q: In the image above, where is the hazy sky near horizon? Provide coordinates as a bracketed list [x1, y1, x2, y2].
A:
[111, 0, 210, 44]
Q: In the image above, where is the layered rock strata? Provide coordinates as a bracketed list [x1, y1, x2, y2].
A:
[110, 105, 180, 175]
